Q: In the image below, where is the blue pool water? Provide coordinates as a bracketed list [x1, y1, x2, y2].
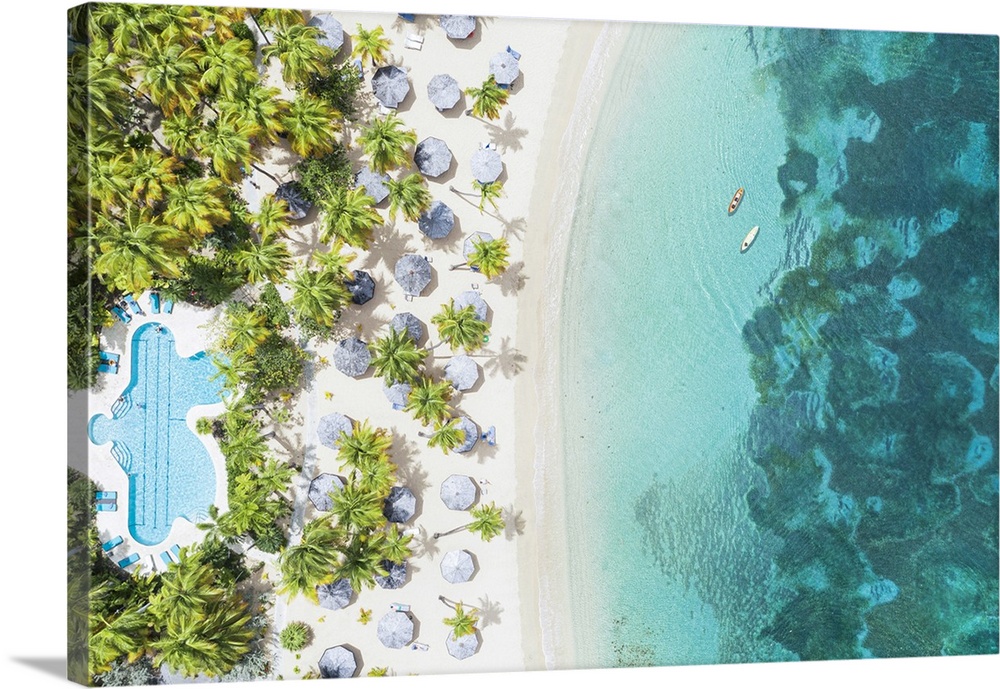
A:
[89, 323, 224, 546]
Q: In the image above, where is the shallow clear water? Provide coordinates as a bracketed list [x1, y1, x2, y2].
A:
[89, 323, 224, 545]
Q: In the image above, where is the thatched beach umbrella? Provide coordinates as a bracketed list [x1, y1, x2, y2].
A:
[275, 182, 312, 220]
[394, 254, 432, 297]
[345, 269, 375, 305]
[427, 74, 461, 111]
[377, 610, 415, 649]
[334, 337, 371, 377]
[390, 312, 424, 342]
[446, 631, 481, 660]
[374, 560, 407, 589]
[440, 474, 478, 510]
[418, 201, 455, 239]
[454, 291, 488, 321]
[463, 231, 494, 259]
[439, 15, 476, 39]
[414, 137, 453, 178]
[355, 166, 390, 204]
[444, 355, 479, 391]
[489, 51, 520, 86]
[316, 578, 354, 610]
[308, 473, 345, 511]
[440, 549, 475, 583]
[372, 65, 410, 109]
[318, 645, 357, 678]
[470, 148, 502, 184]
[306, 13, 344, 52]
[317, 413, 353, 449]
[383, 381, 412, 409]
[383, 485, 417, 523]
[453, 416, 480, 454]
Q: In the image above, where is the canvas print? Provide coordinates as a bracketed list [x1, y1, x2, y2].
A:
[67, 3, 999, 685]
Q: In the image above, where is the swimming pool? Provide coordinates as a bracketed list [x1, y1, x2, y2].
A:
[89, 323, 225, 546]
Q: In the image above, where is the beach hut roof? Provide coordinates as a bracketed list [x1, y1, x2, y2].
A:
[390, 312, 424, 342]
[453, 416, 480, 454]
[377, 611, 415, 649]
[345, 269, 375, 305]
[383, 381, 412, 408]
[383, 485, 417, 523]
[306, 13, 344, 52]
[444, 355, 479, 391]
[446, 630, 482, 660]
[355, 166, 390, 204]
[308, 473, 346, 511]
[275, 182, 312, 220]
[427, 73, 461, 110]
[414, 137, 453, 178]
[441, 549, 475, 583]
[372, 65, 410, 109]
[418, 200, 455, 239]
[463, 231, 495, 260]
[489, 51, 520, 85]
[334, 337, 371, 377]
[454, 291, 488, 321]
[394, 254, 432, 297]
[374, 559, 407, 589]
[439, 15, 476, 39]
[318, 645, 357, 678]
[470, 147, 502, 184]
[316, 578, 354, 611]
[440, 474, 478, 510]
[316, 413, 353, 449]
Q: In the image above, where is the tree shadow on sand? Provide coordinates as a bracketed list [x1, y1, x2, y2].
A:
[501, 504, 525, 541]
[489, 260, 526, 297]
[360, 221, 418, 273]
[481, 336, 526, 379]
[482, 111, 528, 154]
[475, 594, 504, 628]
[409, 525, 440, 560]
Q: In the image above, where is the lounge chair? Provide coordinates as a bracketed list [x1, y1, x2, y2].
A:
[409, 642, 429, 651]
[398, 13, 416, 21]
[95, 491, 117, 500]
[99, 351, 120, 365]
[96, 503, 117, 512]
[123, 294, 144, 315]
[117, 553, 140, 569]
[352, 58, 364, 80]
[160, 551, 173, 566]
[110, 306, 131, 323]
[97, 362, 118, 374]
[405, 34, 423, 50]
[101, 535, 124, 552]
[482, 426, 497, 446]
[389, 602, 411, 612]
[169, 544, 181, 561]
[506, 45, 522, 60]
[150, 292, 161, 314]
[163, 299, 174, 314]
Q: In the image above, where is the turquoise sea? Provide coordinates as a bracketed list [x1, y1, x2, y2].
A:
[559, 23, 998, 666]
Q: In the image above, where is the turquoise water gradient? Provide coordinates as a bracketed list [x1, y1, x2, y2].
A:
[89, 324, 224, 545]
[560, 23, 998, 666]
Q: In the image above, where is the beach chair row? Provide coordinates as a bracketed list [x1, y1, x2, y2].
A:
[102, 538, 182, 571]
[109, 291, 173, 324]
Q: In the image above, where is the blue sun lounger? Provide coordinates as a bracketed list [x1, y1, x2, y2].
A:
[506, 45, 522, 60]
[149, 292, 161, 314]
[398, 13, 416, 22]
[482, 426, 497, 446]
[101, 535, 124, 552]
[97, 362, 118, 374]
[160, 551, 173, 566]
[170, 544, 182, 561]
[163, 299, 174, 314]
[99, 351, 120, 365]
[96, 502, 117, 512]
[123, 294, 144, 315]
[118, 553, 140, 569]
[110, 305, 131, 323]
[95, 491, 117, 501]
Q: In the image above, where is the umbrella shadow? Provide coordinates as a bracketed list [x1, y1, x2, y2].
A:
[482, 111, 528, 154]
[489, 260, 527, 297]
[442, 93, 468, 120]
[395, 79, 417, 113]
[501, 504, 526, 541]
[509, 72, 526, 96]
[340, 643, 364, 677]
[428, 153, 459, 185]
[475, 594, 503, 629]
[481, 336, 526, 379]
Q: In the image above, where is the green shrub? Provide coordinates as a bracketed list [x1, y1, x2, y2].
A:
[279, 622, 312, 652]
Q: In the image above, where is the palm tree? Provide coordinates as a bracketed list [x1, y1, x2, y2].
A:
[467, 236, 511, 279]
[164, 177, 231, 237]
[235, 235, 293, 284]
[379, 523, 413, 564]
[89, 3, 161, 57]
[318, 186, 382, 248]
[88, 153, 131, 212]
[162, 111, 203, 158]
[219, 84, 290, 146]
[358, 113, 416, 174]
[404, 376, 453, 426]
[433, 502, 505, 541]
[330, 482, 387, 533]
[369, 328, 427, 385]
[350, 24, 392, 67]
[88, 600, 150, 675]
[152, 601, 254, 678]
[222, 304, 271, 355]
[254, 7, 305, 32]
[443, 603, 480, 638]
[263, 24, 333, 85]
[210, 353, 256, 390]
[197, 115, 257, 184]
[148, 548, 224, 629]
[387, 173, 432, 222]
[223, 479, 290, 537]
[191, 5, 247, 41]
[124, 149, 177, 206]
[132, 36, 204, 116]
[337, 420, 393, 475]
[356, 458, 397, 500]
[199, 34, 256, 99]
[473, 180, 504, 213]
[312, 240, 358, 282]
[253, 195, 292, 240]
[334, 536, 388, 592]
[427, 418, 465, 454]
[431, 301, 491, 352]
[67, 46, 132, 131]
[91, 207, 187, 293]
[465, 76, 509, 120]
[148, 4, 202, 46]
[278, 516, 345, 601]
[282, 93, 341, 157]
[288, 267, 351, 328]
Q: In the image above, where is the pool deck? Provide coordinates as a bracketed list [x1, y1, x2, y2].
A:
[87, 291, 230, 574]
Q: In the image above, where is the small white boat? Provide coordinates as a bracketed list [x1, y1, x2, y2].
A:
[741, 226, 759, 253]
